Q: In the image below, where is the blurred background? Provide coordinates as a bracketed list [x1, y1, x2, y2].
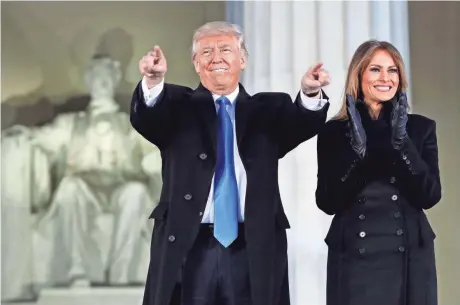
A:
[1, 1, 459, 305]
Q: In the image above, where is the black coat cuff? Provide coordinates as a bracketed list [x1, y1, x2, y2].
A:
[393, 136, 429, 175]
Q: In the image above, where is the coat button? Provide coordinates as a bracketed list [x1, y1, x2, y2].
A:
[396, 229, 404, 236]
[391, 195, 398, 201]
[359, 248, 366, 254]
[184, 194, 192, 200]
[168, 235, 176, 242]
[398, 246, 405, 252]
[199, 211, 203, 216]
[359, 231, 366, 238]
[390, 176, 396, 184]
[199, 153, 207, 160]
[359, 214, 365, 220]
[393, 212, 401, 218]
[406, 159, 411, 165]
[402, 154, 407, 160]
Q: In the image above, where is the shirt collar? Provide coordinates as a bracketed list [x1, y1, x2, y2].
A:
[211, 86, 240, 104]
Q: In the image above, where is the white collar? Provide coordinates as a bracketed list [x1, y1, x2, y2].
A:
[211, 86, 240, 104]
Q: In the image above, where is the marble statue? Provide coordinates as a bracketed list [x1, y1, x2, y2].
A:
[1, 55, 161, 295]
[2, 128, 50, 301]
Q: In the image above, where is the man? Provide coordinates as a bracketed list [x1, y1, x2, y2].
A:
[131, 21, 330, 305]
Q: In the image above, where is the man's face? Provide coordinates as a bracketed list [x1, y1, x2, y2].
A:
[193, 34, 246, 95]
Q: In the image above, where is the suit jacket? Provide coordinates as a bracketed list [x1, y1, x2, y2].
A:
[130, 81, 329, 305]
[315, 100, 441, 305]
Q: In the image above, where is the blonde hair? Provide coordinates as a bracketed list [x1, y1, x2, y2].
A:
[191, 21, 248, 60]
[333, 40, 408, 120]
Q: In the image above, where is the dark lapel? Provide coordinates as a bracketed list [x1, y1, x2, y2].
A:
[191, 82, 256, 153]
[234, 83, 256, 148]
[191, 83, 218, 153]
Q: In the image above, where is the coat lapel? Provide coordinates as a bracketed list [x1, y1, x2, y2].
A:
[234, 84, 256, 148]
[191, 83, 218, 153]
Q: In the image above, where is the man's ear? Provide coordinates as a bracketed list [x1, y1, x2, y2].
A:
[240, 55, 247, 70]
[193, 59, 200, 74]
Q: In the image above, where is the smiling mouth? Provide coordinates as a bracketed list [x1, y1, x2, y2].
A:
[211, 68, 228, 72]
[374, 85, 392, 92]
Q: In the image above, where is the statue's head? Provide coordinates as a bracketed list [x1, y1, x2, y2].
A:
[84, 54, 121, 99]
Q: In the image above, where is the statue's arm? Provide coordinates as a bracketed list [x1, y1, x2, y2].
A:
[1, 114, 74, 213]
[135, 131, 162, 201]
[29, 114, 74, 157]
[1, 128, 52, 213]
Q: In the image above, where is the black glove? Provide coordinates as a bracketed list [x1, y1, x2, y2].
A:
[390, 92, 409, 150]
[346, 94, 367, 159]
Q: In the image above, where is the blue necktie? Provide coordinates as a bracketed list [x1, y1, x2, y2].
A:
[213, 96, 239, 247]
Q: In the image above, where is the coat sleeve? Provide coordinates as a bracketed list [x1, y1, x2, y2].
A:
[130, 81, 185, 150]
[315, 121, 368, 215]
[392, 120, 442, 209]
[275, 90, 330, 158]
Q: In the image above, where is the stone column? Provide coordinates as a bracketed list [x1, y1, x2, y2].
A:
[226, 1, 410, 304]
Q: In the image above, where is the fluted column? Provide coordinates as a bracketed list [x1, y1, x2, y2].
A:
[226, 1, 410, 305]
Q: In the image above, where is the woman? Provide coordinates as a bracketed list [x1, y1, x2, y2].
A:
[316, 40, 441, 305]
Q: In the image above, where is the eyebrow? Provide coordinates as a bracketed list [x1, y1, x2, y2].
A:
[201, 44, 232, 50]
[369, 64, 398, 69]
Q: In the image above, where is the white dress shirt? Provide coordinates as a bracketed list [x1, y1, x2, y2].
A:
[141, 78, 328, 223]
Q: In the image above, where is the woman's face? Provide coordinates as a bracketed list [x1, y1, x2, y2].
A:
[361, 49, 399, 104]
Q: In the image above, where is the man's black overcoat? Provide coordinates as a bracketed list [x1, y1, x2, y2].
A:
[130, 82, 329, 305]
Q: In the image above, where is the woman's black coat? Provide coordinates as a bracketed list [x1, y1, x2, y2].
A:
[316, 100, 442, 305]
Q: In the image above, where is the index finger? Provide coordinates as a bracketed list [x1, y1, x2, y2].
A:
[309, 62, 324, 74]
[152, 45, 164, 58]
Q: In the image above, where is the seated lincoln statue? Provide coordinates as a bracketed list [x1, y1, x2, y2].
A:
[1, 54, 160, 289]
